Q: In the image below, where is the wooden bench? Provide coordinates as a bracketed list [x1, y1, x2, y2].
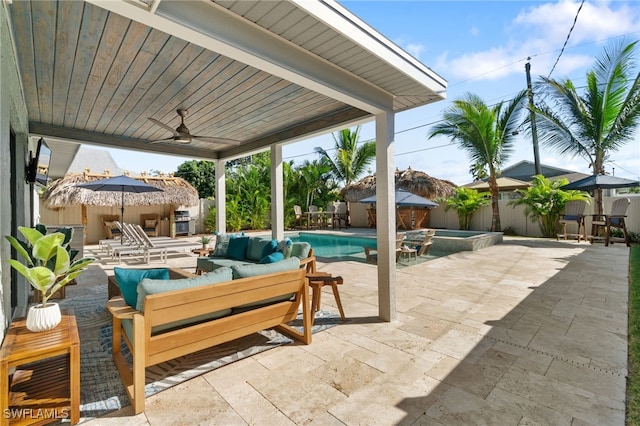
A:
[106, 267, 311, 414]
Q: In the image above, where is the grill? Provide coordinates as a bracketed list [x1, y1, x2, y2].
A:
[174, 210, 190, 235]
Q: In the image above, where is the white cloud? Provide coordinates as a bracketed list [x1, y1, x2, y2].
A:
[440, 1, 640, 83]
[405, 43, 425, 60]
[470, 26, 479, 37]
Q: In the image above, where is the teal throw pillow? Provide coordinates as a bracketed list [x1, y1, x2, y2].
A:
[114, 267, 169, 308]
[227, 236, 250, 260]
[260, 239, 278, 259]
[259, 251, 285, 264]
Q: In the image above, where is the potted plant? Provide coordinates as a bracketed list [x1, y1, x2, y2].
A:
[5, 225, 95, 332]
[198, 235, 212, 249]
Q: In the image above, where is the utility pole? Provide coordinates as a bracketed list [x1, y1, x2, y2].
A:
[525, 59, 541, 176]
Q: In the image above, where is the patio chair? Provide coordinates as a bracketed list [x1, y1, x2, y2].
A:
[101, 215, 121, 239]
[404, 228, 435, 256]
[363, 233, 405, 264]
[589, 198, 631, 247]
[140, 213, 160, 237]
[333, 203, 348, 229]
[556, 200, 587, 242]
[293, 205, 306, 229]
[326, 204, 337, 228]
[308, 205, 321, 228]
[99, 221, 138, 253]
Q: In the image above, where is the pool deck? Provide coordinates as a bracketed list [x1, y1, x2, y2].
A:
[84, 232, 629, 425]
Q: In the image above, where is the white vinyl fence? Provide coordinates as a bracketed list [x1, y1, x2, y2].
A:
[350, 195, 640, 237]
[39, 195, 640, 244]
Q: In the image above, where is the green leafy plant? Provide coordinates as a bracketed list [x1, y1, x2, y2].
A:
[443, 187, 490, 230]
[198, 235, 212, 247]
[508, 175, 591, 237]
[5, 226, 95, 306]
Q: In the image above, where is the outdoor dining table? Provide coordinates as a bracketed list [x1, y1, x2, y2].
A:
[305, 211, 334, 229]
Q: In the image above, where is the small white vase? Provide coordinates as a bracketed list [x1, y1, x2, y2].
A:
[26, 302, 62, 332]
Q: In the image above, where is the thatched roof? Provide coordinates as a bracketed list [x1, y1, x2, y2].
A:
[341, 167, 457, 202]
[42, 170, 200, 209]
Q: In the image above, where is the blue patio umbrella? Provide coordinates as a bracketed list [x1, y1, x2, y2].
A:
[76, 175, 163, 243]
[359, 188, 438, 207]
[359, 189, 438, 229]
[561, 174, 639, 191]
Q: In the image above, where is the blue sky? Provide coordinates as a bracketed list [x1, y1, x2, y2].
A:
[102, 0, 640, 185]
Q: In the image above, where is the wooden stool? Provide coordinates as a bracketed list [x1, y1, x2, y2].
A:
[306, 272, 345, 324]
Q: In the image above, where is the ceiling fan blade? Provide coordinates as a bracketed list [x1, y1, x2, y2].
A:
[148, 117, 180, 136]
[149, 137, 191, 145]
[192, 136, 243, 146]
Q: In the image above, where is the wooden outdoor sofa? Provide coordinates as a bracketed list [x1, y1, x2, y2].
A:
[106, 261, 312, 414]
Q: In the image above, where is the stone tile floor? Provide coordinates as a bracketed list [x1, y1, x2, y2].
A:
[80, 234, 630, 425]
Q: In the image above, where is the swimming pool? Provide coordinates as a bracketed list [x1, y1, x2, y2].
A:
[288, 229, 502, 258]
[288, 233, 376, 258]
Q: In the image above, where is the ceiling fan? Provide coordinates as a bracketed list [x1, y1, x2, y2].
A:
[148, 109, 241, 146]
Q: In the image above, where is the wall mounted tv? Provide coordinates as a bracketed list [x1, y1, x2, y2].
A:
[26, 138, 52, 186]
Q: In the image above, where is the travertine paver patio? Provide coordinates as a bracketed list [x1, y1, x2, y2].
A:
[84, 235, 629, 425]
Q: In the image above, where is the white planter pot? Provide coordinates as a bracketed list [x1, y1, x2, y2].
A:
[26, 302, 62, 332]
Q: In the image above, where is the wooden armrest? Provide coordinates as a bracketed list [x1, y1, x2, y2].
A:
[299, 256, 313, 267]
[169, 267, 196, 279]
[107, 297, 138, 319]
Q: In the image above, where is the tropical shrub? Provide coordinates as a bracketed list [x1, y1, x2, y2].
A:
[508, 175, 591, 237]
[443, 187, 490, 230]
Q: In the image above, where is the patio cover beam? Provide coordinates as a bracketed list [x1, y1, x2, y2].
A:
[87, 0, 395, 115]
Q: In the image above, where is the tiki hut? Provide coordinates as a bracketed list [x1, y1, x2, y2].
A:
[341, 167, 457, 202]
[341, 167, 457, 229]
[41, 170, 200, 242]
[43, 171, 199, 208]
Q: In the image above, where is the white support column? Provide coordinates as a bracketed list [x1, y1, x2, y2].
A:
[375, 111, 396, 321]
[271, 145, 284, 240]
[215, 160, 226, 233]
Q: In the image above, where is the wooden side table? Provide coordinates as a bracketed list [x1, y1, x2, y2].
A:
[0, 309, 80, 425]
[306, 273, 346, 325]
[191, 247, 214, 257]
[400, 246, 417, 264]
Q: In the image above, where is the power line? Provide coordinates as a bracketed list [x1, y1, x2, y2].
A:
[548, 0, 585, 78]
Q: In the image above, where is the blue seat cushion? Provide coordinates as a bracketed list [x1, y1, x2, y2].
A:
[136, 267, 233, 311]
[291, 242, 311, 259]
[114, 267, 169, 308]
[230, 256, 300, 279]
[197, 257, 252, 273]
[245, 237, 272, 262]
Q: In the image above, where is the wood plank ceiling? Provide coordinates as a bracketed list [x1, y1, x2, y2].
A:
[8, 0, 446, 167]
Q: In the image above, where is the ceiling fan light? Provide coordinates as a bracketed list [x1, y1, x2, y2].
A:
[174, 136, 190, 143]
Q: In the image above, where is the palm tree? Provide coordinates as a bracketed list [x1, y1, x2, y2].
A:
[315, 126, 376, 187]
[428, 91, 527, 231]
[315, 126, 376, 226]
[532, 39, 640, 215]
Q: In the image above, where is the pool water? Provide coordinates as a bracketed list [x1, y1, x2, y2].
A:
[288, 229, 503, 259]
[288, 232, 375, 258]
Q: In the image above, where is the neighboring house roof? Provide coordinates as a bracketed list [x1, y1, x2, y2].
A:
[500, 160, 588, 182]
[464, 177, 531, 192]
[66, 147, 125, 176]
[462, 161, 591, 191]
